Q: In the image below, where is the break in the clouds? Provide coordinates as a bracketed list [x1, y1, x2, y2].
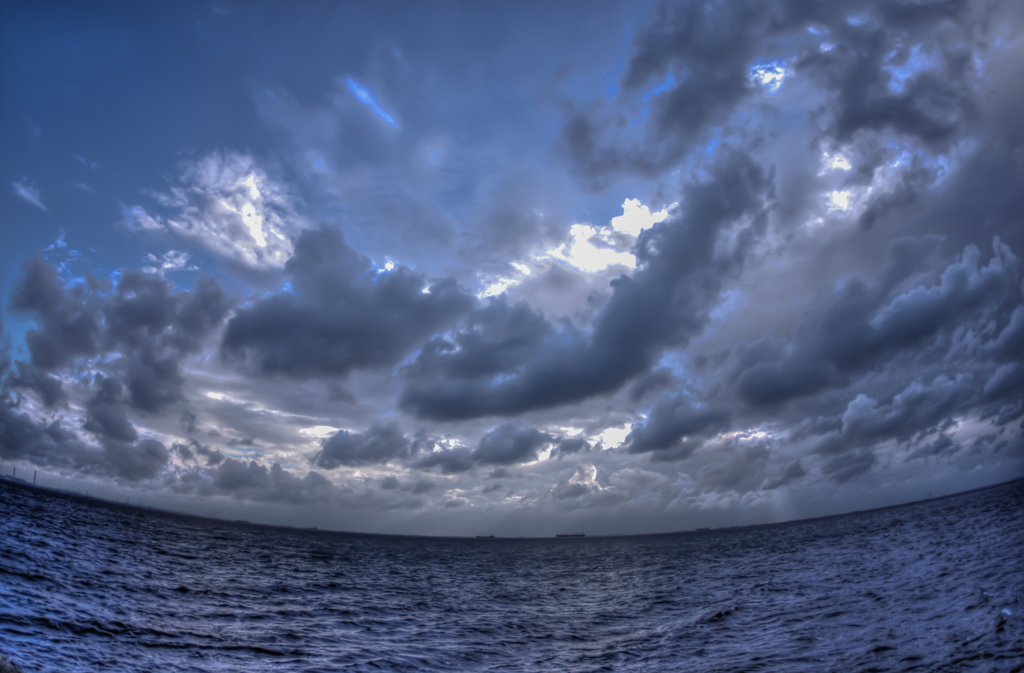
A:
[1, 0, 1022, 536]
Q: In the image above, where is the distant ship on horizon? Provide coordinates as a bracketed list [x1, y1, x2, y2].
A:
[555, 533, 585, 538]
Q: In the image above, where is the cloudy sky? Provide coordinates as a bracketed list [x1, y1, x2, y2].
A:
[2, 0, 1023, 536]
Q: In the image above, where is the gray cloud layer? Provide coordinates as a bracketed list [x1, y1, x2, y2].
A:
[400, 150, 772, 420]
[221, 225, 474, 381]
[2, 0, 1022, 534]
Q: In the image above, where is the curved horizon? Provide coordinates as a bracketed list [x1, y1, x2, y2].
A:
[3, 473, 1019, 542]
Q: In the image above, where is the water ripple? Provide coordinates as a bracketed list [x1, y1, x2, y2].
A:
[1, 480, 1022, 671]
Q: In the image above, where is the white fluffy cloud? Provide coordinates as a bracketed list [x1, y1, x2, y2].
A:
[122, 152, 310, 270]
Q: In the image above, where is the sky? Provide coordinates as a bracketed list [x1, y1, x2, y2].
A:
[2, 0, 1023, 537]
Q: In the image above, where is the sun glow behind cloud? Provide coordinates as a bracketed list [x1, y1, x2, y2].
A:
[122, 152, 308, 269]
[827, 190, 854, 211]
[478, 198, 672, 297]
[236, 174, 269, 247]
[821, 152, 852, 173]
[547, 223, 635, 273]
[749, 60, 790, 93]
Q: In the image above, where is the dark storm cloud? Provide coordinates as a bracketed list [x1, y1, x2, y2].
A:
[76, 375, 169, 481]
[104, 270, 179, 346]
[9, 257, 106, 370]
[9, 257, 231, 414]
[761, 458, 805, 491]
[798, 4, 974, 150]
[0, 317, 8, 376]
[0, 399, 81, 469]
[473, 422, 554, 466]
[312, 422, 414, 469]
[108, 271, 231, 413]
[412, 479, 437, 495]
[628, 368, 675, 403]
[400, 298, 554, 382]
[201, 446, 227, 466]
[821, 447, 877, 484]
[173, 439, 225, 466]
[622, 228, 1023, 469]
[554, 436, 591, 457]
[177, 458, 335, 505]
[914, 133, 1024, 257]
[563, 0, 774, 178]
[983, 363, 1024, 403]
[122, 348, 185, 414]
[778, 372, 979, 482]
[832, 375, 973, 447]
[623, 395, 731, 456]
[165, 276, 234, 354]
[992, 402, 1024, 429]
[990, 302, 1024, 362]
[857, 156, 940, 231]
[83, 376, 138, 444]
[6, 361, 64, 408]
[698, 445, 772, 494]
[401, 150, 772, 420]
[101, 438, 169, 482]
[907, 433, 960, 460]
[563, 0, 975, 181]
[970, 431, 1010, 455]
[413, 447, 475, 475]
[180, 410, 197, 435]
[221, 225, 475, 379]
[0, 256, 232, 482]
[729, 237, 1018, 409]
[211, 458, 272, 491]
[551, 480, 590, 500]
[0, 394, 169, 482]
[409, 423, 584, 476]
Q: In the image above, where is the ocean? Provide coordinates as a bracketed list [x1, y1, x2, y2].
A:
[1, 479, 1022, 672]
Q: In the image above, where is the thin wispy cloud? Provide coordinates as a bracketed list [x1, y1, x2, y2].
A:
[345, 76, 399, 128]
[12, 178, 46, 211]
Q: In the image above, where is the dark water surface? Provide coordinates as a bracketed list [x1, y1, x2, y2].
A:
[1, 480, 1022, 672]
